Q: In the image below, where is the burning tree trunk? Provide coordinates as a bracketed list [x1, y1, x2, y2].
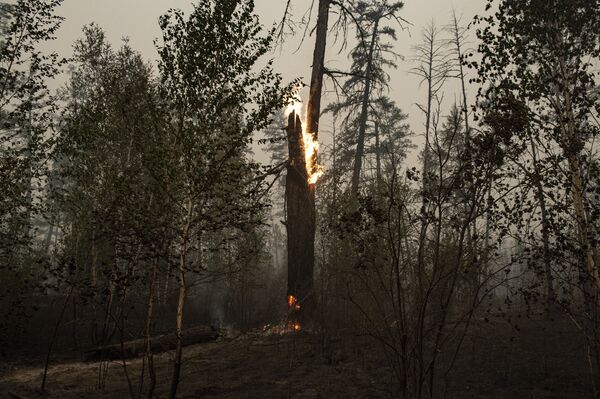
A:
[283, 0, 329, 329]
[285, 112, 316, 327]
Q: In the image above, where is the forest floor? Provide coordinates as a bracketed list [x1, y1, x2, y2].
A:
[0, 311, 592, 399]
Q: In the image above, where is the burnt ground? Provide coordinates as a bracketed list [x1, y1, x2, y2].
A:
[0, 313, 592, 399]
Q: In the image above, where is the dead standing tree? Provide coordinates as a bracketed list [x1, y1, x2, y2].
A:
[283, 0, 331, 327]
[285, 112, 316, 327]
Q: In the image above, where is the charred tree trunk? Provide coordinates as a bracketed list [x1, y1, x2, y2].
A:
[282, 0, 328, 328]
[286, 112, 315, 326]
[305, 0, 330, 139]
[84, 326, 218, 362]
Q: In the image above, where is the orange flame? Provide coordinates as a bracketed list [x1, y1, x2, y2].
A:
[287, 294, 301, 310]
[285, 92, 324, 185]
[287, 295, 301, 332]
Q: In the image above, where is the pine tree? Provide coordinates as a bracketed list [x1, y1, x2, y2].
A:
[326, 0, 404, 195]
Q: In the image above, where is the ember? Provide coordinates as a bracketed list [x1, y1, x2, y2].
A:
[287, 295, 302, 332]
[287, 294, 301, 310]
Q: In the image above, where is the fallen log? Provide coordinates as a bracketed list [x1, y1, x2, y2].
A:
[84, 325, 219, 362]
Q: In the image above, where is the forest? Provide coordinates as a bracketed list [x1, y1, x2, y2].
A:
[1, 0, 600, 398]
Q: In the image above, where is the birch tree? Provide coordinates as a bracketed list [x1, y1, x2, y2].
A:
[156, 1, 288, 396]
[0, 0, 65, 345]
[474, 0, 600, 391]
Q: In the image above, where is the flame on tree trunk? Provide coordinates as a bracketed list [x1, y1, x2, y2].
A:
[284, 0, 329, 329]
[285, 111, 315, 326]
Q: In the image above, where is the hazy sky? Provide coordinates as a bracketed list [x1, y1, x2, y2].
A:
[47, 0, 485, 167]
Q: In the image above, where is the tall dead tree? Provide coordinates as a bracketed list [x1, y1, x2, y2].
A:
[449, 10, 470, 145]
[305, 0, 330, 139]
[410, 22, 450, 297]
[285, 112, 316, 325]
[284, 0, 330, 324]
[448, 9, 478, 255]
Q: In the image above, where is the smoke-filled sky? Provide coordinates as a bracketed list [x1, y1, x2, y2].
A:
[46, 0, 484, 168]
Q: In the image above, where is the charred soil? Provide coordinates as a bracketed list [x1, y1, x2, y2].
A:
[0, 313, 591, 399]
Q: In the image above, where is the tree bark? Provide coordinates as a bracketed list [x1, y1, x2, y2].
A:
[84, 326, 218, 362]
[285, 0, 329, 326]
[170, 198, 193, 399]
[554, 50, 600, 303]
[305, 0, 330, 139]
[416, 26, 435, 301]
[143, 256, 159, 398]
[374, 121, 382, 190]
[568, 151, 600, 299]
[286, 112, 315, 326]
[351, 18, 380, 196]
[41, 288, 73, 392]
[528, 132, 556, 306]
[450, 10, 470, 146]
